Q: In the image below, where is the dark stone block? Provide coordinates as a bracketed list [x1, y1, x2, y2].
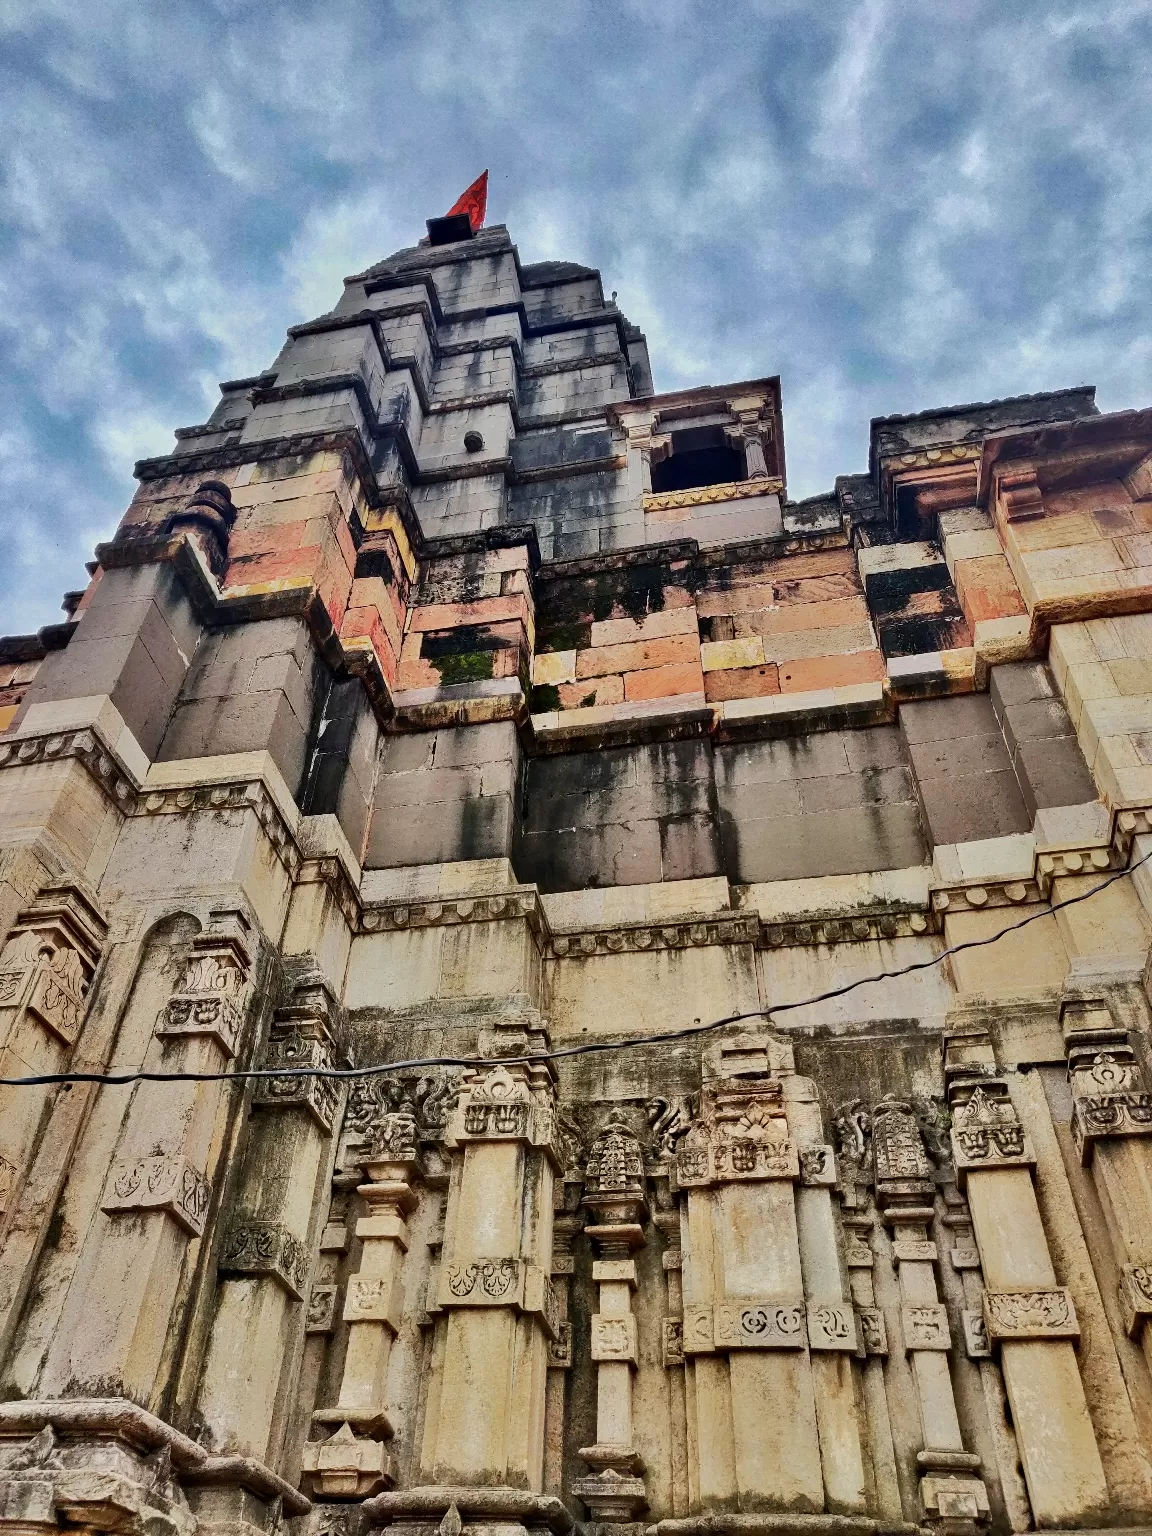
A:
[908, 732, 1013, 782]
[1001, 698, 1075, 755]
[989, 661, 1055, 720]
[375, 765, 483, 809]
[798, 765, 915, 814]
[714, 733, 852, 788]
[916, 769, 1030, 845]
[899, 694, 999, 744]
[428, 721, 520, 771]
[159, 691, 309, 797]
[723, 803, 926, 883]
[716, 779, 803, 826]
[364, 790, 515, 869]
[1015, 737, 1097, 816]
[659, 814, 724, 882]
[844, 726, 908, 773]
[516, 818, 663, 892]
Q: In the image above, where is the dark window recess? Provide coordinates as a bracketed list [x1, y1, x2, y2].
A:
[650, 425, 744, 494]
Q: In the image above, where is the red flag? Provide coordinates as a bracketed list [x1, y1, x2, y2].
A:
[447, 171, 488, 233]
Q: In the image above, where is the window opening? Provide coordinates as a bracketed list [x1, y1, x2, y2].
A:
[650, 425, 745, 494]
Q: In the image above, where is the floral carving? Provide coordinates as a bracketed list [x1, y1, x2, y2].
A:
[254, 1024, 340, 1133]
[585, 1114, 645, 1198]
[646, 1096, 693, 1158]
[983, 1288, 1079, 1340]
[0, 922, 94, 1047]
[950, 1086, 1030, 1167]
[446, 1258, 520, 1300]
[871, 1097, 933, 1185]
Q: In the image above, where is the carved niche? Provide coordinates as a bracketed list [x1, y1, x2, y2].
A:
[0, 884, 106, 1048]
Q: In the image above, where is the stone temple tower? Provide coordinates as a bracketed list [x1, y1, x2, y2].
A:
[3, 200, 1152, 1536]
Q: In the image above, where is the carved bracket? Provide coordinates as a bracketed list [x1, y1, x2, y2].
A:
[156, 912, 252, 1060]
[220, 1219, 309, 1298]
[0, 884, 106, 1047]
[102, 1155, 211, 1236]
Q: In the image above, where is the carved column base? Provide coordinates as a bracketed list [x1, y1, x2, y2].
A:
[0, 1400, 307, 1536]
[301, 1422, 395, 1499]
[570, 1469, 648, 1523]
[362, 1486, 573, 1536]
[917, 1450, 988, 1528]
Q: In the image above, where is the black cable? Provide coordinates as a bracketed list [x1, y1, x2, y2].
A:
[4, 845, 1149, 1089]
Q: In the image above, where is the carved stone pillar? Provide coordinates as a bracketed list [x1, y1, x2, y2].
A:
[572, 1113, 648, 1523]
[945, 1029, 1109, 1528]
[196, 979, 343, 1465]
[676, 1032, 825, 1514]
[787, 1067, 867, 1514]
[542, 1200, 580, 1496]
[726, 409, 771, 481]
[872, 1095, 988, 1527]
[0, 884, 105, 1229]
[1061, 998, 1152, 1373]
[941, 1195, 1032, 1531]
[624, 417, 668, 497]
[303, 1108, 421, 1497]
[54, 908, 252, 1400]
[841, 1207, 903, 1521]
[415, 1035, 560, 1493]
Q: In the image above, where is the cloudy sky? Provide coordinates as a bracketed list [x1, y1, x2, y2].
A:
[2, 0, 1151, 633]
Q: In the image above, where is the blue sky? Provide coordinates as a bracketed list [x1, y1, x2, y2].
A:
[2, 0, 1151, 633]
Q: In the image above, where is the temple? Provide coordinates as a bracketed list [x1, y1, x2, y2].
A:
[2, 211, 1152, 1536]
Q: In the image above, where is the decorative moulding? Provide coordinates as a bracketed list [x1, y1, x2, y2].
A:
[643, 477, 784, 514]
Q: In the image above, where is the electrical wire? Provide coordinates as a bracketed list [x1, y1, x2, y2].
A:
[4, 845, 1150, 1090]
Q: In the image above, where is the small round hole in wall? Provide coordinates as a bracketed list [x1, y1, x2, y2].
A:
[464, 430, 484, 453]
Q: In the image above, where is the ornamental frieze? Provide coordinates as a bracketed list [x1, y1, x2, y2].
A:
[712, 1301, 806, 1350]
